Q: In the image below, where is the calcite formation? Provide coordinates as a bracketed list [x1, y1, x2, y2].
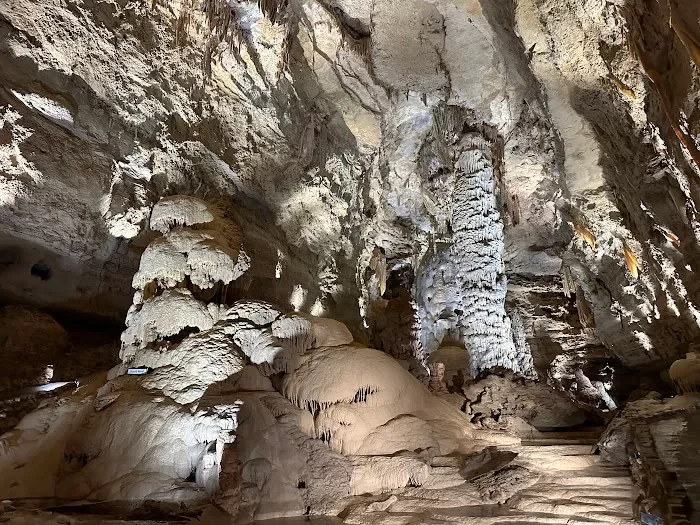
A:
[596, 390, 700, 525]
[1, 195, 518, 520]
[1, 0, 698, 380]
[450, 133, 519, 376]
[1, 0, 700, 522]
[17, 196, 254, 502]
[669, 353, 700, 394]
[416, 122, 535, 379]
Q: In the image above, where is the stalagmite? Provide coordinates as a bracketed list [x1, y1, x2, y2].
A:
[6, 0, 700, 521]
[187, 239, 243, 289]
[416, 115, 533, 379]
[293, 313, 354, 347]
[0, 195, 255, 503]
[450, 132, 526, 377]
[428, 361, 449, 393]
[669, 352, 700, 394]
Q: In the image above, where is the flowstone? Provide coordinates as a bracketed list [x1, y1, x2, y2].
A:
[1, 195, 521, 520]
[1, 196, 251, 503]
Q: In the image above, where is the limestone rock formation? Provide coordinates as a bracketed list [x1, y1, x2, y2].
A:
[670, 352, 700, 394]
[1, 0, 700, 522]
[596, 393, 700, 525]
[463, 374, 590, 431]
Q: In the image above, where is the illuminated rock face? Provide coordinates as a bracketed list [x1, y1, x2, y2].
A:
[0, 197, 263, 504]
[1, 196, 503, 517]
[48, 196, 252, 502]
[415, 124, 534, 379]
[0, 192, 666, 524]
[2, 0, 700, 381]
[3, 0, 700, 521]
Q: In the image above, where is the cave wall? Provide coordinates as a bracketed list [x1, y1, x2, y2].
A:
[0, 0, 699, 385]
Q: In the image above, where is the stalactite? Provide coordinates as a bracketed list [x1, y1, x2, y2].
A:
[342, 34, 371, 65]
[623, 241, 640, 279]
[174, 0, 196, 48]
[368, 247, 387, 296]
[562, 264, 575, 298]
[576, 286, 595, 329]
[626, 25, 700, 170]
[352, 386, 377, 403]
[170, 0, 289, 77]
[509, 193, 521, 226]
[257, 0, 288, 24]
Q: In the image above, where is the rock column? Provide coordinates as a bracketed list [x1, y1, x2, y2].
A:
[450, 132, 522, 376]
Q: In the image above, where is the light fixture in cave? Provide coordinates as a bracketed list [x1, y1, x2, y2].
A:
[622, 242, 639, 279]
[570, 219, 596, 249]
[290, 284, 307, 311]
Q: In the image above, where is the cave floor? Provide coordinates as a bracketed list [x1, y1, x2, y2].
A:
[0, 431, 635, 525]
